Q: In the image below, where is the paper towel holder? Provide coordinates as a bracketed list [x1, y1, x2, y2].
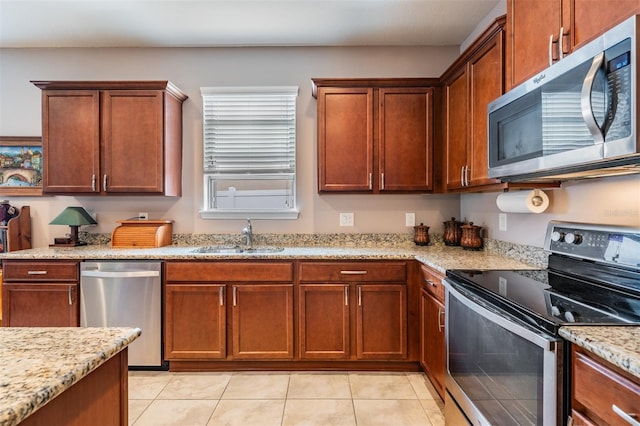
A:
[496, 189, 550, 214]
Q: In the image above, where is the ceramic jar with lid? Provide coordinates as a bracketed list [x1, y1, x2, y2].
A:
[442, 217, 463, 246]
[413, 223, 430, 246]
[460, 222, 483, 250]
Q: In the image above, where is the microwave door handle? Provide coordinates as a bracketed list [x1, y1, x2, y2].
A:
[580, 52, 605, 143]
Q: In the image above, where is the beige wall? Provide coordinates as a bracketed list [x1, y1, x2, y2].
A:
[0, 46, 461, 248]
[461, 175, 640, 248]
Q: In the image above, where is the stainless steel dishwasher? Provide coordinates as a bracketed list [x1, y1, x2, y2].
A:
[80, 261, 163, 368]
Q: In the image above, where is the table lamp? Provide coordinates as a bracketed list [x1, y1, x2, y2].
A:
[49, 206, 97, 246]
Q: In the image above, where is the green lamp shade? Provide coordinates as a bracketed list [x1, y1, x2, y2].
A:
[49, 207, 97, 226]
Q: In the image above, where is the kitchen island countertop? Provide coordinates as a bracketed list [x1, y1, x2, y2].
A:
[559, 326, 640, 379]
[0, 327, 140, 426]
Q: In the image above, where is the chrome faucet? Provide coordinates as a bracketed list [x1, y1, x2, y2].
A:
[241, 219, 253, 249]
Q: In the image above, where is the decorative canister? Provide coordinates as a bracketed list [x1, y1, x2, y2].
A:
[460, 222, 483, 251]
[413, 223, 430, 246]
[442, 217, 463, 246]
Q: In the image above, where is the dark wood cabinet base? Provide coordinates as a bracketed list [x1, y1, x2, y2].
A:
[168, 360, 421, 373]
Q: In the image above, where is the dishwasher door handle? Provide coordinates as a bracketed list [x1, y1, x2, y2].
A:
[80, 270, 160, 279]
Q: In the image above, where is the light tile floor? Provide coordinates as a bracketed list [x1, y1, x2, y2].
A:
[128, 371, 445, 426]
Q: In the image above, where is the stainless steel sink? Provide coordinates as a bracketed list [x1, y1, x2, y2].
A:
[192, 245, 284, 254]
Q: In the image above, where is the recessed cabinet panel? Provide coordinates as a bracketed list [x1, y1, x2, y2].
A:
[318, 87, 374, 192]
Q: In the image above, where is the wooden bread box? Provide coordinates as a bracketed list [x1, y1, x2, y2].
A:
[111, 220, 173, 248]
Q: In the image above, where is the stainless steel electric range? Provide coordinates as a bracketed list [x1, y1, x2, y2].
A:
[443, 221, 640, 425]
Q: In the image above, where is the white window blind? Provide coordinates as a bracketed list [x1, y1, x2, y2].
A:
[200, 86, 299, 219]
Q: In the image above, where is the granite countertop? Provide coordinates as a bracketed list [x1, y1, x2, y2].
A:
[0, 327, 141, 426]
[0, 243, 541, 274]
[559, 326, 640, 379]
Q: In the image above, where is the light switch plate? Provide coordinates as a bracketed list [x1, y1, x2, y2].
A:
[499, 213, 507, 231]
[405, 213, 415, 227]
[339, 212, 354, 227]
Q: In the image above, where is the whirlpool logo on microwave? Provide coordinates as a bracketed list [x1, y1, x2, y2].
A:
[533, 73, 546, 85]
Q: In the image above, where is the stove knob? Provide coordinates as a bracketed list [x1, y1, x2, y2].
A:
[565, 233, 583, 245]
[564, 311, 576, 322]
[551, 231, 565, 242]
[551, 306, 562, 316]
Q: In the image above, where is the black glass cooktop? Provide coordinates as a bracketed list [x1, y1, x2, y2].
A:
[446, 260, 640, 335]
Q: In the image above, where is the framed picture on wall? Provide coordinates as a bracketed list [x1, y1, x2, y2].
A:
[0, 136, 43, 196]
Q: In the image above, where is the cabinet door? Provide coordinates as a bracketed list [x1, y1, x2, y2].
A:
[232, 284, 294, 359]
[571, 0, 640, 49]
[164, 284, 226, 360]
[317, 87, 374, 192]
[2, 283, 78, 326]
[299, 284, 350, 359]
[378, 88, 433, 191]
[507, 0, 562, 88]
[101, 90, 165, 193]
[467, 30, 504, 187]
[444, 67, 468, 190]
[420, 288, 445, 399]
[42, 90, 100, 193]
[356, 284, 407, 360]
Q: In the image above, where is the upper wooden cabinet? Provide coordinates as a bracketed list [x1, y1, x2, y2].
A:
[506, 0, 640, 89]
[442, 17, 506, 192]
[32, 81, 187, 196]
[312, 79, 438, 193]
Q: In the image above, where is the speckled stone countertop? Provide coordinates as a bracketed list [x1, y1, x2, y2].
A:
[559, 326, 640, 379]
[0, 327, 141, 426]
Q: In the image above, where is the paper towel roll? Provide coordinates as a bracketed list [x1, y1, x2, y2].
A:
[496, 189, 549, 213]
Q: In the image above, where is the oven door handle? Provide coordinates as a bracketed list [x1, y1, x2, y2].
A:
[444, 279, 559, 350]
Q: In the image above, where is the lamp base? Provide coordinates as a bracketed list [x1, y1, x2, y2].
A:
[50, 237, 88, 247]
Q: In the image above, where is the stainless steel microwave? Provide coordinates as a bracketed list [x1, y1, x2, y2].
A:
[488, 15, 640, 182]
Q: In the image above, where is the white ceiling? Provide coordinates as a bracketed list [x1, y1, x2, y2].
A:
[0, 0, 501, 48]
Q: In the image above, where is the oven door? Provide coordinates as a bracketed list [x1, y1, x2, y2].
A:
[444, 279, 562, 426]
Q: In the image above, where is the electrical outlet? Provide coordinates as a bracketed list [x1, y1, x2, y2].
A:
[499, 213, 507, 231]
[139, 212, 149, 220]
[339, 212, 354, 227]
[405, 213, 415, 227]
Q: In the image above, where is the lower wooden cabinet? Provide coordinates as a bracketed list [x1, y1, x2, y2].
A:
[164, 284, 226, 359]
[356, 284, 407, 360]
[299, 284, 350, 359]
[419, 264, 446, 398]
[571, 345, 640, 425]
[1, 260, 79, 327]
[164, 261, 294, 361]
[231, 284, 294, 359]
[298, 261, 408, 361]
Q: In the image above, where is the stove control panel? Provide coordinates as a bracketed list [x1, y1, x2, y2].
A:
[545, 221, 640, 268]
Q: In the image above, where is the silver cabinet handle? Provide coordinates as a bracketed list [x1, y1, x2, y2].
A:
[92, 174, 96, 192]
[424, 279, 436, 287]
[358, 286, 362, 306]
[613, 405, 640, 426]
[68, 286, 73, 305]
[368, 173, 372, 190]
[219, 286, 224, 306]
[380, 172, 385, 190]
[549, 33, 554, 66]
[558, 26, 565, 60]
[465, 165, 470, 186]
[460, 165, 465, 186]
[27, 270, 48, 275]
[232, 286, 237, 306]
[344, 286, 349, 306]
[103, 174, 107, 191]
[340, 270, 367, 275]
[438, 307, 445, 332]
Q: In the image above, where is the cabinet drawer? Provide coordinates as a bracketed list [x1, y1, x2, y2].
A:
[572, 347, 640, 425]
[166, 261, 293, 282]
[2, 261, 79, 282]
[299, 262, 406, 282]
[420, 264, 445, 302]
